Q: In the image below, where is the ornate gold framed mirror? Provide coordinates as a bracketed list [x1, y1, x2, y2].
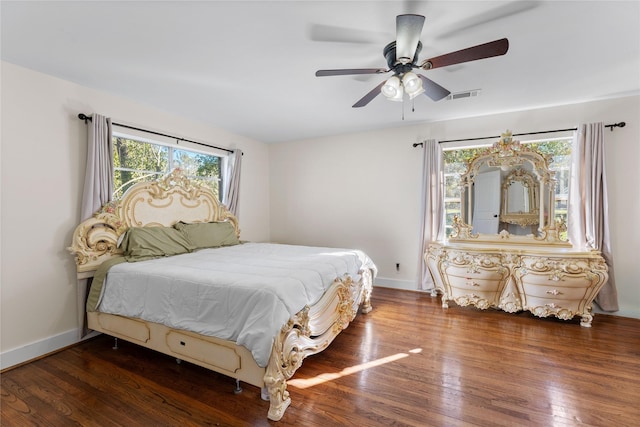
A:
[451, 131, 569, 245]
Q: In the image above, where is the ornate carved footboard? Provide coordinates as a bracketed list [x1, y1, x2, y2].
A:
[265, 270, 373, 420]
[68, 169, 374, 421]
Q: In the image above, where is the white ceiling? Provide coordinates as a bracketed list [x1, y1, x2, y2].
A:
[2, 1, 639, 143]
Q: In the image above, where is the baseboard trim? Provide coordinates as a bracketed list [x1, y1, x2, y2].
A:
[0, 329, 99, 371]
[374, 277, 418, 291]
[593, 306, 640, 320]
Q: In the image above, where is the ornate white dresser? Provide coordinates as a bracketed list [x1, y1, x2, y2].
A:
[426, 132, 608, 327]
[426, 240, 608, 327]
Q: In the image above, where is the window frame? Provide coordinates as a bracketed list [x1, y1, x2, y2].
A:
[111, 130, 227, 200]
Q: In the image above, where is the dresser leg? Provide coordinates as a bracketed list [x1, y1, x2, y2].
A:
[441, 297, 449, 309]
[580, 313, 593, 327]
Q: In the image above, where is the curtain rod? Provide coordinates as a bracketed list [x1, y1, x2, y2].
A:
[411, 122, 626, 147]
[78, 113, 235, 154]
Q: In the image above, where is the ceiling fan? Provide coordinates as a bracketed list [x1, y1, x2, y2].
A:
[315, 14, 509, 108]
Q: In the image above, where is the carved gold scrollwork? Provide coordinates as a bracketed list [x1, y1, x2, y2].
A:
[449, 252, 470, 266]
[264, 306, 314, 421]
[334, 277, 357, 333]
[499, 292, 521, 313]
[68, 210, 127, 268]
[450, 215, 477, 240]
[154, 168, 202, 198]
[530, 304, 575, 321]
[549, 270, 564, 281]
[478, 256, 497, 268]
[467, 262, 480, 274]
[454, 294, 492, 310]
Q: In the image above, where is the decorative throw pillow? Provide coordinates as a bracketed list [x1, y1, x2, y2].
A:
[173, 221, 240, 249]
[120, 226, 196, 262]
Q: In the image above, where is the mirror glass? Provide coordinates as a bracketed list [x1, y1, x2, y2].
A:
[500, 167, 540, 234]
[507, 180, 529, 213]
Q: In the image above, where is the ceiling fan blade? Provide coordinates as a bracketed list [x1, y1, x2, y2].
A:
[352, 80, 386, 108]
[308, 24, 390, 44]
[402, 0, 423, 15]
[421, 38, 509, 70]
[418, 75, 451, 101]
[316, 68, 388, 77]
[436, 1, 539, 39]
[395, 14, 425, 63]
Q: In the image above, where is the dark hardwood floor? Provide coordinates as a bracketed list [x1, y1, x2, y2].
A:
[2, 287, 639, 426]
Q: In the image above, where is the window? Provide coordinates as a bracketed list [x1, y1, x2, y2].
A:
[112, 134, 224, 200]
[442, 138, 572, 238]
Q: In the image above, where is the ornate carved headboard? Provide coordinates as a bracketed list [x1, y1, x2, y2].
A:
[68, 169, 239, 275]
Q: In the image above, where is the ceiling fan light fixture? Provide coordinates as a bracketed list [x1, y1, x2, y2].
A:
[408, 87, 425, 100]
[381, 76, 402, 99]
[388, 87, 404, 102]
[402, 72, 425, 99]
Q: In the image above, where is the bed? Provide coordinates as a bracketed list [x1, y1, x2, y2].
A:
[67, 169, 376, 421]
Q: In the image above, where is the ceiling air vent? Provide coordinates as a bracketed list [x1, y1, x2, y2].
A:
[446, 89, 481, 101]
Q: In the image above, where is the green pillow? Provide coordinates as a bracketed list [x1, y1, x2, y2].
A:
[174, 221, 240, 249]
[120, 226, 196, 262]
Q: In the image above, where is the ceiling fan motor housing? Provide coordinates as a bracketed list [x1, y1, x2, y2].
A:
[384, 41, 422, 74]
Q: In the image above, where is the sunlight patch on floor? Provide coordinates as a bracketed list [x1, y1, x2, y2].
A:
[287, 348, 422, 389]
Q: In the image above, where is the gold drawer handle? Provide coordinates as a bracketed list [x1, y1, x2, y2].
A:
[546, 289, 563, 296]
[465, 279, 480, 287]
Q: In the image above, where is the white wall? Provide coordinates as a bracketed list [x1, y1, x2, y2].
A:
[269, 95, 640, 319]
[0, 62, 271, 369]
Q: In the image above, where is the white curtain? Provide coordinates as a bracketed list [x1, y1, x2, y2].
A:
[567, 122, 619, 311]
[222, 149, 242, 217]
[78, 113, 113, 339]
[417, 139, 444, 291]
[80, 114, 114, 220]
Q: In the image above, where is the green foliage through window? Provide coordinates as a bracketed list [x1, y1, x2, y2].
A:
[112, 136, 223, 200]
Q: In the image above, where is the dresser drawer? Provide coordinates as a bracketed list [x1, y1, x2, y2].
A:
[447, 274, 504, 292]
[449, 288, 499, 302]
[445, 265, 507, 282]
[448, 287, 501, 310]
[521, 283, 589, 301]
[518, 271, 594, 288]
[523, 295, 581, 313]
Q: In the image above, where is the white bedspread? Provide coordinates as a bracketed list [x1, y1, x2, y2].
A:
[97, 242, 376, 367]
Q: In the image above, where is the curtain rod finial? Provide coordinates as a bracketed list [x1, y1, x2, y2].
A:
[78, 113, 92, 123]
[606, 121, 626, 131]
